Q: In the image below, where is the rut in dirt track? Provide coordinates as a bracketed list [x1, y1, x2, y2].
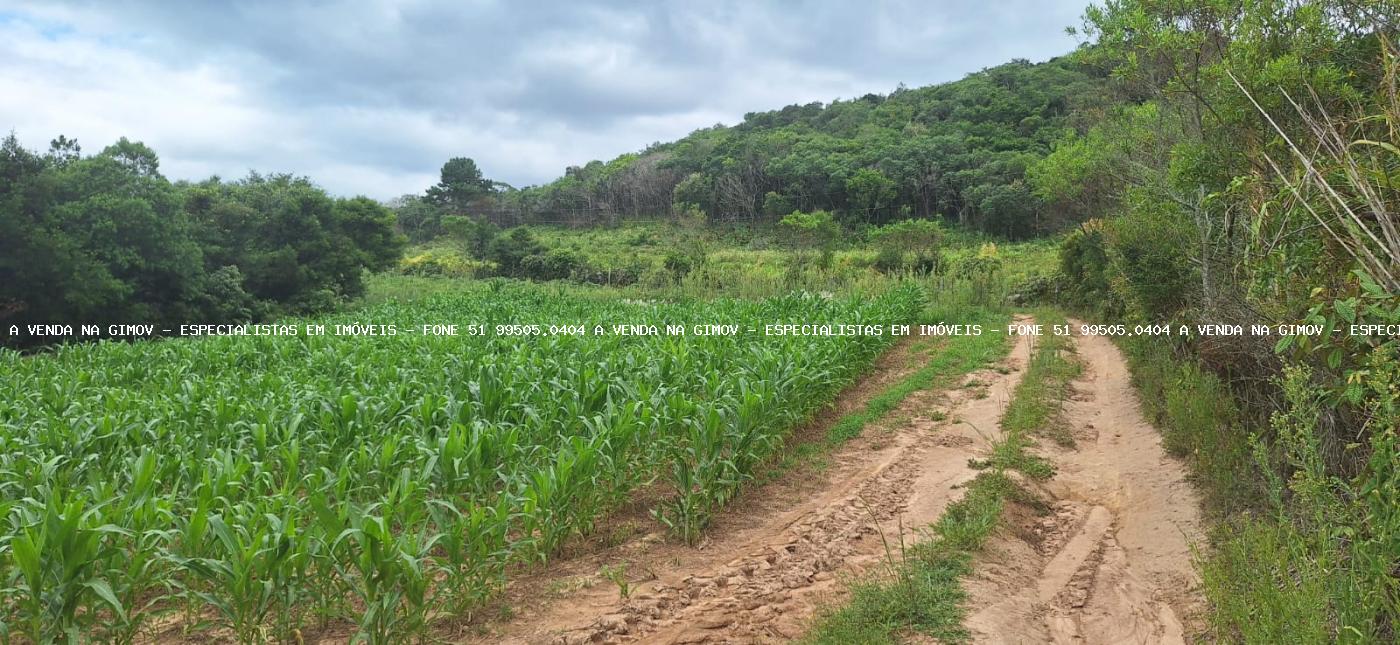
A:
[964, 323, 1206, 645]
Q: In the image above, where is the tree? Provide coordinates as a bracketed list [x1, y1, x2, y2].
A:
[391, 194, 447, 242]
[441, 215, 497, 258]
[333, 196, 407, 275]
[666, 203, 710, 278]
[845, 168, 897, 222]
[187, 173, 405, 311]
[0, 134, 210, 338]
[762, 191, 795, 218]
[426, 157, 493, 212]
[46, 135, 81, 167]
[492, 56, 1108, 232]
[968, 181, 1037, 239]
[100, 137, 161, 178]
[779, 210, 841, 269]
[0, 134, 408, 346]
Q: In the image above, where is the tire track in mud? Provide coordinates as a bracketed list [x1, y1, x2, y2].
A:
[963, 322, 1206, 645]
[477, 326, 1035, 644]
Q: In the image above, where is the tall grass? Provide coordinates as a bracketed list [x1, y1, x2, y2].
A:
[1198, 356, 1400, 643]
[1098, 57, 1400, 643]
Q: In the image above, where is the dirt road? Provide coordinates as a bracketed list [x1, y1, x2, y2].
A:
[964, 323, 1206, 644]
[468, 322, 1205, 644]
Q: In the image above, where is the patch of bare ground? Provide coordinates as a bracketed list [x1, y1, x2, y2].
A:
[963, 322, 1207, 645]
[461, 328, 1033, 644]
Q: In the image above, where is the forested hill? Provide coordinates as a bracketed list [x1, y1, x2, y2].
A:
[414, 56, 1113, 240]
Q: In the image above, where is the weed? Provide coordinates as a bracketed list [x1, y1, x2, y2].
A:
[599, 564, 632, 600]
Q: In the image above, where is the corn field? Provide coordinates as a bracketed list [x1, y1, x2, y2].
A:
[0, 283, 920, 643]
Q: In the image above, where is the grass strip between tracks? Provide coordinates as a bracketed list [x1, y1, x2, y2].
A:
[803, 308, 1078, 644]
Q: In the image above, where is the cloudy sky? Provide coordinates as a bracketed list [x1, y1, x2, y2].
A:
[1, 0, 1087, 199]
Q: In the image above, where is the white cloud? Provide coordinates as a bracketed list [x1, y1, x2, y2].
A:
[0, 0, 1086, 199]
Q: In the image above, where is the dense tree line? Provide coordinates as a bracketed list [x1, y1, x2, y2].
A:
[398, 57, 1112, 240]
[0, 134, 404, 347]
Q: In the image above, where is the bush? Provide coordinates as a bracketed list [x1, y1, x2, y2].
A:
[1057, 219, 1116, 313]
[391, 195, 446, 243]
[1006, 272, 1058, 306]
[762, 191, 795, 219]
[779, 210, 840, 270]
[873, 246, 905, 273]
[398, 251, 481, 278]
[910, 252, 943, 275]
[1106, 196, 1196, 321]
[954, 243, 1003, 281]
[518, 248, 582, 281]
[1199, 358, 1400, 642]
[571, 262, 641, 286]
[868, 218, 944, 275]
[197, 265, 263, 322]
[487, 227, 546, 277]
[664, 250, 696, 278]
[442, 215, 498, 258]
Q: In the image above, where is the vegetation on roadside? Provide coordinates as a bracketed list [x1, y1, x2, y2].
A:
[1122, 334, 1400, 643]
[1021, 2, 1400, 641]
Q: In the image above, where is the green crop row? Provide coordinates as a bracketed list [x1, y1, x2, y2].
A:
[0, 282, 920, 643]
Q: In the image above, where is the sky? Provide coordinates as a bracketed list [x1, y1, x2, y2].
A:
[0, 0, 1088, 200]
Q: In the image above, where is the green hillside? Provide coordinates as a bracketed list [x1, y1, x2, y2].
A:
[411, 57, 1112, 240]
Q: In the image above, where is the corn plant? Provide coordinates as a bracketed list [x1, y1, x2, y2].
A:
[425, 498, 509, 616]
[332, 510, 439, 644]
[6, 491, 128, 644]
[173, 512, 288, 643]
[0, 282, 921, 639]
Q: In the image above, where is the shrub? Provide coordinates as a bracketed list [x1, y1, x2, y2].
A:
[954, 243, 1003, 281]
[571, 262, 641, 286]
[910, 252, 943, 275]
[441, 215, 498, 259]
[487, 227, 546, 277]
[873, 246, 905, 273]
[664, 251, 696, 278]
[518, 248, 582, 281]
[762, 191, 795, 219]
[198, 265, 262, 322]
[779, 210, 841, 270]
[398, 251, 480, 278]
[868, 218, 945, 275]
[1106, 195, 1196, 321]
[1006, 272, 1058, 306]
[626, 230, 657, 246]
[1057, 219, 1116, 313]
